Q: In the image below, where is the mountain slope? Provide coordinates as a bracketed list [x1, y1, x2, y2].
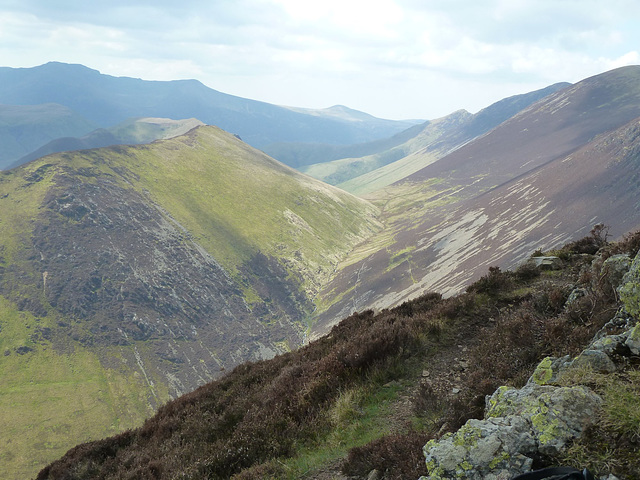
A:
[0, 126, 380, 478]
[302, 82, 569, 193]
[34, 231, 640, 480]
[0, 62, 415, 150]
[0, 103, 96, 169]
[10, 117, 205, 168]
[311, 66, 640, 336]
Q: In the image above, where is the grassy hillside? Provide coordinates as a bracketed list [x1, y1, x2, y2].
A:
[305, 110, 470, 190]
[0, 126, 381, 479]
[35, 230, 640, 480]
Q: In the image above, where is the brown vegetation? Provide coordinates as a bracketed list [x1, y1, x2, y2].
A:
[37, 230, 639, 480]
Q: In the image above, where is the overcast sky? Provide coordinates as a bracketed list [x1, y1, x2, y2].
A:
[2, 0, 639, 120]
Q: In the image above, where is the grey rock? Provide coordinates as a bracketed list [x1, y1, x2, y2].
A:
[366, 469, 382, 480]
[565, 287, 588, 308]
[600, 254, 632, 292]
[618, 250, 640, 318]
[571, 349, 617, 373]
[421, 381, 602, 478]
[625, 323, 640, 355]
[526, 256, 563, 270]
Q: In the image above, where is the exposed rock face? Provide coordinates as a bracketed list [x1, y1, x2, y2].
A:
[420, 381, 602, 479]
[22, 169, 308, 399]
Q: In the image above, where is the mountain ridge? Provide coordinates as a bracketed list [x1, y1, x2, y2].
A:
[311, 65, 640, 336]
[0, 62, 416, 151]
[0, 125, 381, 478]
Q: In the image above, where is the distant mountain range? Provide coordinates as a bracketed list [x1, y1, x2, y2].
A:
[2, 63, 640, 478]
[0, 62, 419, 169]
[9, 117, 205, 168]
[312, 65, 640, 335]
[287, 82, 569, 188]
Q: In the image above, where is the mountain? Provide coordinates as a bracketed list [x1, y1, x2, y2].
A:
[0, 103, 96, 169]
[0, 62, 417, 151]
[5, 64, 640, 478]
[260, 121, 428, 170]
[10, 117, 205, 168]
[311, 66, 640, 336]
[34, 231, 640, 480]
[300, 82, 570, 194]
[0, 126, 380, 478]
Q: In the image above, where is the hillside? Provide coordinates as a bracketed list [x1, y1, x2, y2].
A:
[0, 62, 416, 152]
[0, 126, 381, 478]
[311, 66, 640, 336]
[34, 229, 640, 479]
[299, 82, 569, 193]
[10, 117, 205, 168]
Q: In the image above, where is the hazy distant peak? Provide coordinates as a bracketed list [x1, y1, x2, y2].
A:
[282, 104, 379, 122]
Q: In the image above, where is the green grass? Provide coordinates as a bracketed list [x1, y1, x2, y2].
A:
[556, 367, 640, 478]
[277, 383, 403, 479]
[0, 297, 153, 480]
[78, 127, 382, 299]
[0, 127, 385, 478]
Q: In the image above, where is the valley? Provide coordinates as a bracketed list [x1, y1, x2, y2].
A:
[2, 63, 640, 479]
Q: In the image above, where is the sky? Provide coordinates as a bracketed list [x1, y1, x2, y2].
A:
[1, 0, 640, 120]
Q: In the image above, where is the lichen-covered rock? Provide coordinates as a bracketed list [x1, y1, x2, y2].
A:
[625, 323, 640, 355]
[421, 416, 535, 480]
[421, 380, 602, 478]
[570, 349, 617, 373]
[618, 251, 640, 318]
[599, 254, 632, 292]
[527, 355, 572, 385]
[486, 383, 602, 455]
[565, 287, 588, 308]
[589, 332, 629, 355]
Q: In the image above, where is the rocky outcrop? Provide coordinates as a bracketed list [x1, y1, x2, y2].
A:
[419, 363, 604, 479]
[619, 251, 640, 318]
[420, 248, 640, 479]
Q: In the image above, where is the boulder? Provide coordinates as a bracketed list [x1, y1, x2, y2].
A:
[420, 352, 604, 479]
[420, 380, 602, 479]
[485, 383, 602, 456]
[599, 254, 632, 292]
[625, 323, 640, 355]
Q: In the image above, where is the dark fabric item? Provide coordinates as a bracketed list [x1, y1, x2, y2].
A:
[512, 466, 595, 480]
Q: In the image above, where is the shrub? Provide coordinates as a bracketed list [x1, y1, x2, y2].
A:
[466, 266, 512, 295]
[341, 431, 431, 479]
